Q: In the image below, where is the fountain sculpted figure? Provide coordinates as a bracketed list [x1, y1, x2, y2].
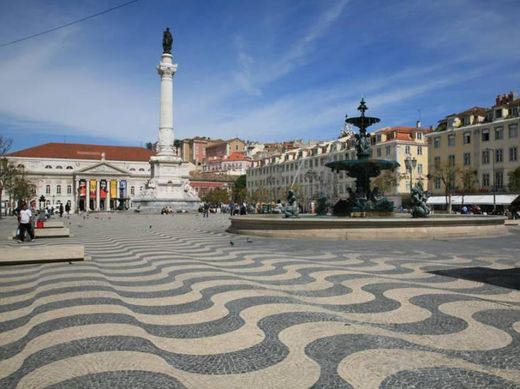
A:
[283, 190, 300, 218]
[410, 181, 430, 218]
[163, 28, 173, 54]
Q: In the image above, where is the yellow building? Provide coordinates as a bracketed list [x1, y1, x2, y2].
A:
[426, 92, 520, 197]
[371, 126, 431, 203]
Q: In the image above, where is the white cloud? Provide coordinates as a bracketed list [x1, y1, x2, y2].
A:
[232, 0, 350, 95]
[0, 27, 159, 143]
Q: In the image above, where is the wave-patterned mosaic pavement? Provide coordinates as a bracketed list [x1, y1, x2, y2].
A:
[1, 213, 519, 388]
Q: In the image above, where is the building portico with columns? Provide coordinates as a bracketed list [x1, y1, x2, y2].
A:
[4, 142, 154, 213]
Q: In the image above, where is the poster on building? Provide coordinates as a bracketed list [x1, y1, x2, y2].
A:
[79, 180, 87, 197]
[110, 180, 117, 198]
[90, 179, 97, 199]
[100, 179, 107, 199]
[119, 180, 127, 198]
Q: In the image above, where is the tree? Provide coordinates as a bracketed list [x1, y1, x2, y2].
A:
[458, 167, 478, 204]
[233, 175, 247, 203]
[202, 187, 229, 204]
[508, 167, 520, 192]
[371, 170, 399, 196]
[1, 136, 36, 217]
[431, 162, 460, 213]
[0, 136, 14, 218]
[6, 173, 35, 204]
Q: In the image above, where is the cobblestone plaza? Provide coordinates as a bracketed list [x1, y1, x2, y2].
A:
[0, 214, 519, 388]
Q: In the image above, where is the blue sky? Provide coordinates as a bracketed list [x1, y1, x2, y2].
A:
[1, 0, 519, 152]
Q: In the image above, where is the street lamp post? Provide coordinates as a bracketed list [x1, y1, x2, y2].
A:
[485, 148, 496, 214]
[404, 156, 417, 193]
[305, 169, 317, 213]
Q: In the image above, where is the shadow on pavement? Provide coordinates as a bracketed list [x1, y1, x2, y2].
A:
[429, 267, 520, 290]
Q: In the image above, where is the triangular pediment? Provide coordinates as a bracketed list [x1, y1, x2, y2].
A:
[77, 162, 129, 175]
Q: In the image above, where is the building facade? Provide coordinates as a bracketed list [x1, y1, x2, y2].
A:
[180, 137, 211, 169]
[247, 126, 430, 209]
[427, 92, 520, 195]
[4, 143, 154, 212]
[247, 134, 357, 210]
[371, 126, 431, 198]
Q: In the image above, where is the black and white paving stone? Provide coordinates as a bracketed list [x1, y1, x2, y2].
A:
[0, 213, 519, 388]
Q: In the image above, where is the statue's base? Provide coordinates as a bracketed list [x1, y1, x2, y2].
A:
[132, 198, 200, 213]
[351, 211, 394, 218]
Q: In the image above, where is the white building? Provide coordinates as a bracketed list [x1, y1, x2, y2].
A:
[4, 143, 154, 212]
[246, 134, 357, 209]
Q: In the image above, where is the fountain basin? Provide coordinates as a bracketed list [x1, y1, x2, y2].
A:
[326, 159, 399, 173]
[227, 215, 508, 240]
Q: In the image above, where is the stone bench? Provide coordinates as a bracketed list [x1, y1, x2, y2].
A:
[40, 221, 65, 228]
[0, 244, 85, 265]
[12, 227, 71, 239]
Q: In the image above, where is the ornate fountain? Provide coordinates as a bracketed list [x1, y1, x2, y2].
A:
[326, 99, 399, 216]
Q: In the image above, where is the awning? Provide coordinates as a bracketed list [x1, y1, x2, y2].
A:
[427, 194, 520, 205]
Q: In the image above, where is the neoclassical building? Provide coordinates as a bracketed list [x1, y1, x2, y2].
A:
[5, 143, 154, 212]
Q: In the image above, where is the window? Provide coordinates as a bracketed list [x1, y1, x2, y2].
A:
[56, 185, 61, 194]
[496, 149, 503, 163]
[55, 165, 63, 169]
[235, 145, 239, 150]
[509, 124, 518, 138]
[139, 168, 145, 172]
[405, 145, 411, 154]
[66, 166, 73, 170]
[17, 164, 24, 169]
[448, 155, 455, 166]
[416, 132, 423, 140]
[495, 127, 503, 140]
[434, 177, 441, 189]
[129, 168, 136, 172]
[46, 185, 51, 194]
[482, 150, 490, 164]
[496, 171, 504, 190]
[448, 134, 455, 147]
[45, 165, 52, 169]
[482, 173, 490, 187]
[495, 109, 502, 119]
[376, 148, 381, 157]
[417, 163, 423, 175]
[463, 132, 471, 144]
[67, 185, 72, 194]
[417, 146, 422, 155]
[510, 147, 518, 161]
[130, 186, 135, 195]
[482, 129, 490, 141]
[385, 145, 391, 156]
[433, 137, 440, 148]
[434, 156, 441, 168]
[463, 152, 471, 166]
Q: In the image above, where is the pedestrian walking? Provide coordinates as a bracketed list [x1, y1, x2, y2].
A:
[203, 202, 210, 218]
[18, 202, 35, 242]
[59, 203, 64, 217]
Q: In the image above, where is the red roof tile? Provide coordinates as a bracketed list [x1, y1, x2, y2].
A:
[9, 143, 154, 162]
[227, 152, 249, 161]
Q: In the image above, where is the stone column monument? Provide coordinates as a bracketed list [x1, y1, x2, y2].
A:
[132, 28, 200, 212]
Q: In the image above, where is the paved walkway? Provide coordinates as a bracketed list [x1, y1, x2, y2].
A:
[0, 213, 519, 388]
